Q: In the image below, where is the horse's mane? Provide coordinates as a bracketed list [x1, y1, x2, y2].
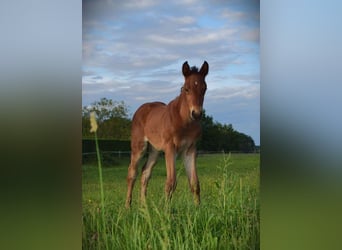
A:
[190, 66, 199, 74]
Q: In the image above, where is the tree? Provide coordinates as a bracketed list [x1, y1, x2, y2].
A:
[82, 98, 129, 122]
[82, 98, 131, 140]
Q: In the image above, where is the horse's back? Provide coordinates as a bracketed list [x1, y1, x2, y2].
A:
[131, 102, 166, 134]
[132, 102, 166, 122]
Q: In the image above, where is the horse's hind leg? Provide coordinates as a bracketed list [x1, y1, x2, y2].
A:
[125, 139, 146, 208]
[140, 145, 159, 204]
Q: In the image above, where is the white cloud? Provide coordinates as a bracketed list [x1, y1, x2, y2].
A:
[123, 0, 159, 9]
[241, 28, 259, 42]
[160, 15, 196, 25]
[147, 28, 236, 46]
[208, 84, 259, 101]
[221, 9, 246, 21]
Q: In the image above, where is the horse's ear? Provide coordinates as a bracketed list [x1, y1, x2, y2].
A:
[199, 61, 209, 76]
[182, 61, 191, 77]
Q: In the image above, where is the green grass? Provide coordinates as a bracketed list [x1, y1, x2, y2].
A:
[82, 153, 259, 249]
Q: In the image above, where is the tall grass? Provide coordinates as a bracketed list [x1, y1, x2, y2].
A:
[88, 112, 109, 249]
[82, 152, 259, 249]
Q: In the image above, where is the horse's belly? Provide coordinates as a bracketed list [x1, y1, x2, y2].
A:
[145, 136, 164, 151]
[147, 137, 192, 153]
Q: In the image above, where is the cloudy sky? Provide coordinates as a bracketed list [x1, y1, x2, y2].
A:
[82, 0, 260, 145]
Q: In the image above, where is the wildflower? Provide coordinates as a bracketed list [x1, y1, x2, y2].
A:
[90, 112, 98, 133]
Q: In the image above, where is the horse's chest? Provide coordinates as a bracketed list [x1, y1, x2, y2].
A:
[173, 128, 200, 152]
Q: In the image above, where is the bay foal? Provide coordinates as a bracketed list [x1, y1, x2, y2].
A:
[125, 61, 209, 208]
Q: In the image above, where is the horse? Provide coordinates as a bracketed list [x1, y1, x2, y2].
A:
[125, 61, 209, 208]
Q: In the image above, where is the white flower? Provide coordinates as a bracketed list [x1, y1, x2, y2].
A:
[90, 112, 98, 133]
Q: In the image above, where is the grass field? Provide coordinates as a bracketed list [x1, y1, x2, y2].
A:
[82, 153, 259, 249]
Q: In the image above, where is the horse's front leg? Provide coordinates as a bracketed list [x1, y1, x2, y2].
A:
[164, 146, 177, 202]
[183, 146, 200, 205]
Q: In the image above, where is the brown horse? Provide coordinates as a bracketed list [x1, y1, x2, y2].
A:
[125, 61, 209, 208]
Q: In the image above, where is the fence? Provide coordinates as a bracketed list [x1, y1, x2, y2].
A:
[82, 138, 259, 165]
[82, 149, 259, 166]
[82, 139, 131, 153]
[82, 150, 131, 165]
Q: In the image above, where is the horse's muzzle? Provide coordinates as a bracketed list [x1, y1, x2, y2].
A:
[191, 109, 203, 121]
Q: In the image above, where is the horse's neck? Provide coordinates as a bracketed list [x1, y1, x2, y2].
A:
[168, 94, 189, 126]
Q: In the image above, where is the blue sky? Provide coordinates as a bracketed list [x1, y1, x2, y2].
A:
[83, 0, 260, 145]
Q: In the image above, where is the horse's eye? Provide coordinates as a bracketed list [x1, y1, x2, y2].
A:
[184, 88, 190, 93]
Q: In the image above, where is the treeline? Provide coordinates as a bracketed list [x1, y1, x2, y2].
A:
[199, 111, 256, 153]
[82, 98, 256, 153]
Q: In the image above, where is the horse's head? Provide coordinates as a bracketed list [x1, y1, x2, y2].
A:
[182, 61, 209, 121]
